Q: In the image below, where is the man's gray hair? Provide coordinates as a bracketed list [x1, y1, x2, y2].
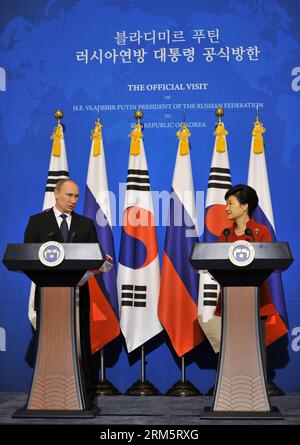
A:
[55, 178, 77, 191]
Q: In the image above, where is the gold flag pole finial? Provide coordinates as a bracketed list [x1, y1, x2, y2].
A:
[54, 109, 63, 124]
[91, 116, 103, 156]
[252, 107, 265, 154]
[215, 106, 224, 123]
[214, 107, 227, 153]
[135, 109, 143, 125]
[96, 115, 102, 127]
[255, 105, 260, 123]
[177, 118, 190, 156]
[51, 110, 64, 157]
[129, 109, 143, 155]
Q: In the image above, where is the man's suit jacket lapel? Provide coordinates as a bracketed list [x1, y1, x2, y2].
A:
[68, 212, 81, 242]
[46, 210, 81, 243]
[45, 208, 64, 243]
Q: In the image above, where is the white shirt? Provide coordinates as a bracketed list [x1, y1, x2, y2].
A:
[53, 206, 72, 229]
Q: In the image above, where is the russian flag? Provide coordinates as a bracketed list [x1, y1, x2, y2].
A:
[158, 124, 205, 357]
[83, 118, 119, 354]
[247, 117, 288, 345]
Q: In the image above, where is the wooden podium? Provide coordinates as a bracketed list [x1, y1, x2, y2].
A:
[3, 243, 104, 418]
[190, 242, 293, 419]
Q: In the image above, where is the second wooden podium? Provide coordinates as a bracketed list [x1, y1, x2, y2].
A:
[3, 242, 104, 418]
[190, 241, 293, 419]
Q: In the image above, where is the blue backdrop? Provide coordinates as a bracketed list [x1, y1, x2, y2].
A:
[0, 0, 300, 393]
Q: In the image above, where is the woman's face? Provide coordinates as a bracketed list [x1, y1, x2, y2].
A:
[225, 195, 248, 220]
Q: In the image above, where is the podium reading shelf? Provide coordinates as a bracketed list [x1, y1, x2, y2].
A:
[190, 242, 293, 419]
[3, 243, 104, 418]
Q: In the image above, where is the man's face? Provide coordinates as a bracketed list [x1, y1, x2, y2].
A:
[54, 181, 79, 214]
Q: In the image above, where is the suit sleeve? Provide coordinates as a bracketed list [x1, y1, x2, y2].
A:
[24, 216, 39, 243]
[88, 219, 99, 243]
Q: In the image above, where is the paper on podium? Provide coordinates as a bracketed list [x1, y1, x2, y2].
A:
[77, 258, 113, 286]
[78, 270, 95, 287]
[98, 258, 113, 274]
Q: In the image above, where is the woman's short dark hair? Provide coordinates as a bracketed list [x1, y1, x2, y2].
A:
[224, 184, 259, 218]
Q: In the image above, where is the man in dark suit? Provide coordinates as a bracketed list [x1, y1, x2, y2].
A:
[24, 179, 98, 244]
[24, 178, 99, 391]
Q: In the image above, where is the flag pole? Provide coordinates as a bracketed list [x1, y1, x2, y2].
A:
[158, 119, 203, 396]
[126, 345, 160, 395]
[122, 109, 161, 396]
[141, 344, 145, 381]
[92, 348, 121, 396]
[165, 355, 202, 396]
[250, 111, 284, 397]
[83, 116, 121, 395]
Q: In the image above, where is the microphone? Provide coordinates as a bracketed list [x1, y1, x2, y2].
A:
[69, 231, 78, 243]
[42, 231, 59, 243]
[223, 228, 230, 241]
[245, 228, 255, 242]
